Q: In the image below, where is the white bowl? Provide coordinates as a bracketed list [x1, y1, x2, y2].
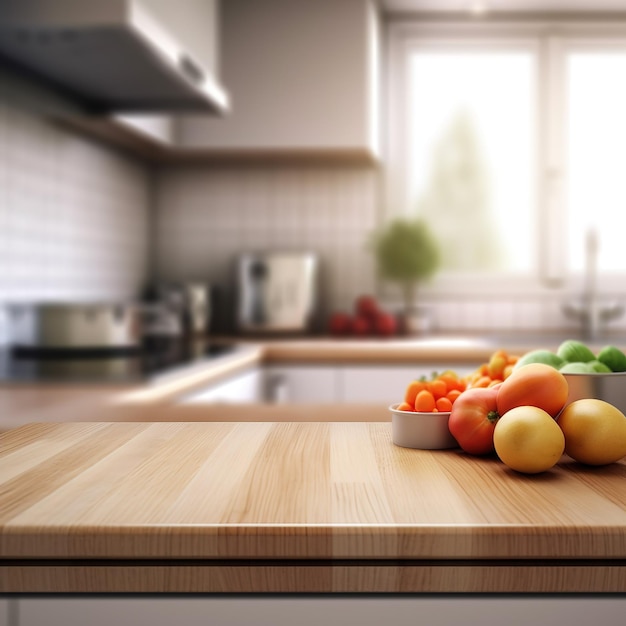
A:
[389, 403, 458, 450]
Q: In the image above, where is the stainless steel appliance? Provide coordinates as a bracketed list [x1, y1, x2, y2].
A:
[141, 283, 211, 338]
[8, 303, 143, 349]
[0, 0, 229, 113]
[3, 301, 233, 383]
[183, 282, 210, 336]
[142, 286, 186, 338]
[3, 334, 234, 383]
[237, 253, 318, 334]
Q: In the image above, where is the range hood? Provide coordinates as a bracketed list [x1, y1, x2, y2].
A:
[0, 0, 229, 114]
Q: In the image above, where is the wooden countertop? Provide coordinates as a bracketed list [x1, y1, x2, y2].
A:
[1, 420, 625, 593]
[0, 337, 501, 432]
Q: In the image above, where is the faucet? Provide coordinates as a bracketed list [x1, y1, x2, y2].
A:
[562, 228, 624, 341]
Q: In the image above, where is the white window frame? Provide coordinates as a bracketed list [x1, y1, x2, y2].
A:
[384, 18, 626, 298]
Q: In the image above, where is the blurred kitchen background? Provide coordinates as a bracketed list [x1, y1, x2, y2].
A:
[2, 0, 626, 344]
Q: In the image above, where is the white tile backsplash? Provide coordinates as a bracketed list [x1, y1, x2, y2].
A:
[0, 99, 151, 344]
[153, 165, 381, 317]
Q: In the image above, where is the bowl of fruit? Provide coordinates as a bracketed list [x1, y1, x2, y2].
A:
[389, 372, 465, 449]
[513, 340, 626, 413]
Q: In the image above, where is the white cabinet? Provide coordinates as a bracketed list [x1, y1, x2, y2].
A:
[176, 0, 380, 158]
[111, 114, 176, 145]
[265, 363, 475, 404]
[264, 364, 413, 405]
[341, 366, 428, 404]
[341, 364, 475, 403]
[141, 0, 220, 77]
[14, 596, 626, 626]
[61, 0, 226, 149]
[264, 365, 340, 403]
[0, 599, 8, 626]
[57, 0, 380, 160]
[181, 367, 263, 403]
[107, 0, 223, 147]
[179, 363, 475, 406]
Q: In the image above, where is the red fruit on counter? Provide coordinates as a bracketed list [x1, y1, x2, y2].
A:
[355, 295, 379, 320]
[374, 312, 398, 337]
[448, 386, 501, 455]
[352, 315, 371, 335]
[328, 312, 352, 336]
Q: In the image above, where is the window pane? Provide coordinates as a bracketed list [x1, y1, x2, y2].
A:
[567, 52, 626, 273]
[408, 51, 536, 274]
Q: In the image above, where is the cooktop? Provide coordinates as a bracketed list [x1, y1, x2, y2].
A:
[0, 337, 235, 384]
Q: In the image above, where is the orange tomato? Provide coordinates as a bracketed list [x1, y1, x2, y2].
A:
[472, 375, 492, 388]
[440, 373, 464, 392]
[404, 380, 427, 406]
[446, 389, 462, 404]
[429, 379, 448, 399]
[496, 363, 568, 418]
[415, 389, 436, 412]
[487, 350, 508, 379]
[397, 401, 415, 412]
[435, 396, 453, 412]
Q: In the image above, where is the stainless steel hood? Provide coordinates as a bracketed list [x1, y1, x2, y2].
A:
[0, 0, 230, 114]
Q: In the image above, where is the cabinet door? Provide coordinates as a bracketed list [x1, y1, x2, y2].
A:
[340, 365, 475, 404]
[181, 368, 262, 403]
[17, 596, 626, 626]
[264, 365, 339, 403]
[177, 0, 379, 155]
[0, 599, 8, 626]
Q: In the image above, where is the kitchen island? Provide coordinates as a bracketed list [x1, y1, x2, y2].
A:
[1, 419, 625, 594]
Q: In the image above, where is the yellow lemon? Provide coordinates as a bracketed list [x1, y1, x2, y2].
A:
[494, 406, 565, 474]
[558, 398, 626, 465]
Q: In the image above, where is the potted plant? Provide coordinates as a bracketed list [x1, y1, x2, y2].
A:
[371, 217, 441, 334]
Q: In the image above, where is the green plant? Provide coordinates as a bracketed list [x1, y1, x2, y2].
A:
[371, 217, 441, 315]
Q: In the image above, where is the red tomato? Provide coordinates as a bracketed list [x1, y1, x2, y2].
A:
[448, 387, 500, 455]
[328, 312, 352, 335]
[351, 315, 371, 335]
[374, 312, 398, 336]
[355, 295, 380, 320]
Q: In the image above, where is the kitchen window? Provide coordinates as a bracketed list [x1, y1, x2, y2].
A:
[385, 19, 626, 296]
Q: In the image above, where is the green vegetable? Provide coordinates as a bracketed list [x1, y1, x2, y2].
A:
[514, 349, 564, 370]
[587, 360, 612, 373]
[556, 340, 596, 364]
[559, 362, 592, 374]
[597, 345, 626, 372]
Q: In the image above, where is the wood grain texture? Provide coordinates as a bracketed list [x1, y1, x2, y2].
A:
[1, 421, 625, 563]
[260, 338, 495, 365]
[2, 563, 625, 594]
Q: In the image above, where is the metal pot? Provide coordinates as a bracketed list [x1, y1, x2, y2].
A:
[8, 303, 143, 349]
